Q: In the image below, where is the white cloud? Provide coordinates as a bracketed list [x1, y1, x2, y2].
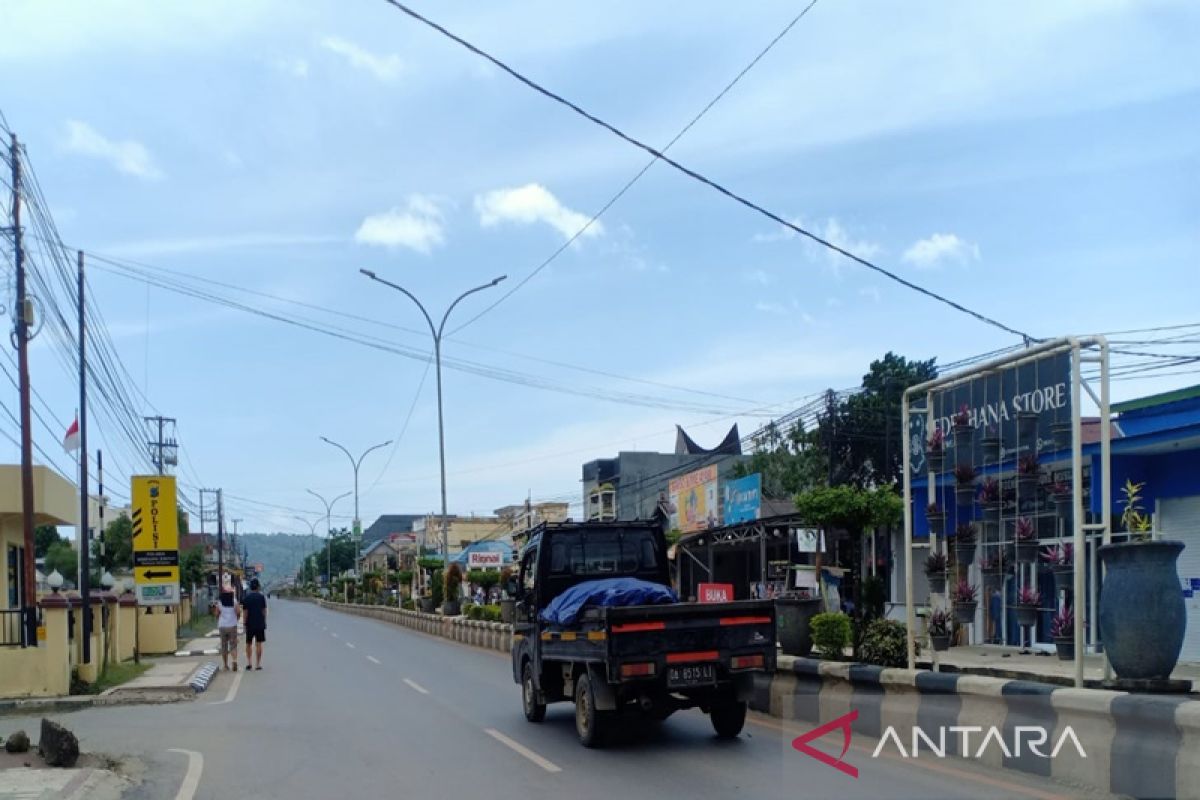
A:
[901, 233, 981, 269]
[320, 36, 402, 82]
[61, 120, 163, 180]
[752, 215, 881, 277]
[745, 269, 771, 286]
[354, 195, 445, 253]
[755, 301, 786, 315]
[474, 183, 601, 241]
[859, 285, 882, 303]
[272, 56, 309, 78]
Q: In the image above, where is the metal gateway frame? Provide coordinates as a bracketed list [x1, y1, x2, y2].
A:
[902, 336, 1112, 687]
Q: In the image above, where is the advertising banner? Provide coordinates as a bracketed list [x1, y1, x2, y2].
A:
[723, 473, 762, 525]
[669, 465, 720, 533]
[909, 351, 1072, 476]
[467, 551, 504, 569]
[131, 475, 180, 607]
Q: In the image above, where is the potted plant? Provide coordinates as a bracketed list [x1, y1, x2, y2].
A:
[924, 551, 948, 594]
[1051, 419, 1072, 449]
[980, 548, 1009, 589]
[926, 502, 946, 534]
[979, 477, 1002, 521]
[443, 563, 463, 616]
[1049, 480, 1073, 517]
[927, 609, 952, 652]
[980, 425, 1001, 461]
[952, 580, 978, 624]
[926, 428, 946, 472]
[1051, 607, 1075, 661]
[499, 566, 516, 623]
[954, 463, 978, 507]
[1099, 480, 1187, 681]
[1041, 543, 1075, 594]
[952, 404, 973, 446]
[953, 522, 977, 564]
[1014, 516, 1038, 563]
[1016, 586, 1041, 628]
[1017, 407, 1039, 439]
[1017, 453, 1041, 495]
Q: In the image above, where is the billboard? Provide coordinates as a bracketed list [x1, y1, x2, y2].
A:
[131, 475, 180, 607]
[467, 551, 504, 569]
[724, 473, 762, 525]
[669, 465, 720, 533]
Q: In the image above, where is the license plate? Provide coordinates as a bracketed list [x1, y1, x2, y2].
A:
[667, 663, 716, 688]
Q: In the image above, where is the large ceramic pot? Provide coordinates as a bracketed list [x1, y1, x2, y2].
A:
[443, 600, 462, 617]
[776, 596, 821, 657]
[929, 633, 950, 652]
[1098, 540, 1187, 680]
[953, 601, 977, 624]
[419, 597, 434, 613]
[500, 598, 516, 624]
[1054, 636, 1074, 661]
[1016, 605, 1038, 627]
[926, 573, 946, 595]
[954, 542, 977, 565]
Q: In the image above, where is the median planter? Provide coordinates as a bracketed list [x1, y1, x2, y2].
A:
[1098, 539, 1187, 680]
[443, 600, 462, 617]
[776, 596, 821, 657]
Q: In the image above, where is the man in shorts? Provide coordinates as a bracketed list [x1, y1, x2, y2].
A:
[242, 578, 268, 670]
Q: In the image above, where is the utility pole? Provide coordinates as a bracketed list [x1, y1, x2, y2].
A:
[77, 250, 92, 663]
[216, 489, 225, 592]
[144, 415, 177, 474]
[10, 133, 38, 646]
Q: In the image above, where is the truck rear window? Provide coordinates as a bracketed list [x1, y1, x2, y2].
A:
[547, 530, 658, 577]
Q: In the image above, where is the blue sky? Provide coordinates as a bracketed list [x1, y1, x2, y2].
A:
[1, 0, 1197, 534]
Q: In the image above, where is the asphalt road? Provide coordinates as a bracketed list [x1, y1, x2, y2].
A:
[1, 601, 1116, 799]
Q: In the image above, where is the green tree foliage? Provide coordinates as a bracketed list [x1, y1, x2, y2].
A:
[45, 540, 78, 580]
[811, 612, 852, 660]
[730, 420, 825, 499]
[181, 546, 206, 588]
[793, 485, 903, 535]
[94, 513, 133, 572]
[858, 618, 919, 667]
[35, 525, 62, 558]
[177, 507, 189, 536]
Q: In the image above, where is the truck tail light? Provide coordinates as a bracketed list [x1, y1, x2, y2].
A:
[620, 662, 656, 678]
[731, 654, 764, 670]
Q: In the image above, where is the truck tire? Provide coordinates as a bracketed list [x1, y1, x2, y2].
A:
[574, 673, 609, 748]
[710, 698, 747, 739]
[522, 662, 546, 723]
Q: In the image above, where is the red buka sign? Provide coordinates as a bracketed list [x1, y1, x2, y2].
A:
[697, 583, 734, 603]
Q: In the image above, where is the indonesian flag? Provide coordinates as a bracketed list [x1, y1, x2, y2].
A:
[63, 417, 81, 453]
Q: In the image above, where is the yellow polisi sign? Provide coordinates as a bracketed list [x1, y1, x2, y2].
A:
[131, 475, 180, 606]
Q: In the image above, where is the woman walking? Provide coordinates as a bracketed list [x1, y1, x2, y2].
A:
[216, 583, 241, 671]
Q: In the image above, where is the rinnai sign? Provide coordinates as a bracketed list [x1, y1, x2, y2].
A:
[698, 583, 734, 603]
[468, 551, 504, 569]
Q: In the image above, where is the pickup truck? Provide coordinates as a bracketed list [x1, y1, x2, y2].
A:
[509, 521, 776, 747]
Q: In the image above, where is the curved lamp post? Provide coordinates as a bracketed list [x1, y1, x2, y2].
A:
[306, 489, 350, 587]
[359, 269, 506, 568]
[319, 436, 392, 575]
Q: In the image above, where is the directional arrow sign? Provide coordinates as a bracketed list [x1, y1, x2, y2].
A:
[132, 475, 180, 606]
[142, 569, 174, 580]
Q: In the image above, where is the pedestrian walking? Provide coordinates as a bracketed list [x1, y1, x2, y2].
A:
[242, 577, 268, 671]
[216, 582, 241, 672]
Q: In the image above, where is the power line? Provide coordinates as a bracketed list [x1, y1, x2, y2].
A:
[449, 0, 823, 335]
[378, 0, 1031, 340]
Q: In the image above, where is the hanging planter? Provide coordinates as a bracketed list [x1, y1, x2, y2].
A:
[1017, 410, 1039, 440]
[924, 551, 948, 595]
[926, 429, 946, 473]
[926, 503, 946, 535]
[1051, 607, 1075, 661]
[1049, 481, 1073, 518]
[1015, 586, 1041, 628]
[953, 523, 977, 565]
[1043, 541, 1076, 595]
[954, 463, 978, 508]
[1051, 421, 1073, 450]
[952, 580, 978, 624]
[1017, 453, 1041, 496]
[951, 404, 973, 449]
[927, 609, 951, 652]
[978, 477, 1001, 522]
[980, 548, 1009, 590]
[1014, 517, 1039, 563]
[980, 428, 1001, 462]
[1099, 480, 1188, 681]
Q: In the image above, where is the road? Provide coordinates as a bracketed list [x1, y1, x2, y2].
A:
[1, 601, 1114, 799]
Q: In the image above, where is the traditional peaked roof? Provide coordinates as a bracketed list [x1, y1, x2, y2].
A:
[674, 424, 742, 456]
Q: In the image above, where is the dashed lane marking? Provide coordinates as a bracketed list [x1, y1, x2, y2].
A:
[367, 656, 381, 665]
[484, 729, 562, 773]
[403, 678, 429, 695]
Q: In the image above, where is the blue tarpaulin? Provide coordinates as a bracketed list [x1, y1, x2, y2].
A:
[539, 578, 677, 626]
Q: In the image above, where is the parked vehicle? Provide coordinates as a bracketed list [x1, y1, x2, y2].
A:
[509, 521, 776, 747]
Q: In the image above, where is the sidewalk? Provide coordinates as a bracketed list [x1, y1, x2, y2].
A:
[919, 644, 1200, 692]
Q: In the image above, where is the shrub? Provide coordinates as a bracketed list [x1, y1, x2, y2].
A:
[859, 619, 918, 668]
[862, 576, 886, 621]
[980, 477, 1001, 504]
[467, 569, 500, 590]
[952, 580, 977, 604]
[1051, 607, 1074, 638]
[481, 604, 502, 622]
[927, 609, 950, 637]
[396, 570, 414, 586]
[1015, 517, 1036, 541]
[401, 598, 416, 611]
[430, 570, 444, 607]
[1017, 586, 1041, 607]
[811, 612, 852, 660]
[924, 551, 947, 575]
[444, 563, 463, 602]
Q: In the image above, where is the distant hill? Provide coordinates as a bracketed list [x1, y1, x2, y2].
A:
[236, 532, 323, 588]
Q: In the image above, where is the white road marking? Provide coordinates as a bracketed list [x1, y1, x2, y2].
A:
[403, 678, 429, 695]
[167, 748, 203, 800]
[484, 729, 562, 773]
[207, 669, 244, 705]
[367, 655, 381, 665]
[345, 642, 356, 649]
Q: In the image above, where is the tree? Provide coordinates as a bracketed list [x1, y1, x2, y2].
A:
[44, 540, 78, 582]
[94, 513, 133, 572]
[181, 546, 206, 589]
[35, 525, 63, 558]
[731, 419, 826, 499]
[177, 507, 189, 537]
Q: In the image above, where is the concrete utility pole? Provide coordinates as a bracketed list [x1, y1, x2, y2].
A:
[77, 250, 92, 663]
[144, 415, 177, 474]
[319, 436, 391, 576]
[9, 133, 38, 646]
[216, 489, 225, 591]
[359, 269, 506, 567]
[307, 489, 349, 586]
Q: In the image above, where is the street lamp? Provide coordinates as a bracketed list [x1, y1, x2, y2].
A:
[319, 436, 392, 575]
[306, 489, 350, 587]
[293, 515, 320, 586]
[360, 269, 506, 567]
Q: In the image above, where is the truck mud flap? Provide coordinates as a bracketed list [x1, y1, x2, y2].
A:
[587, 664, 619, 711]
[733, 672, 757, 702]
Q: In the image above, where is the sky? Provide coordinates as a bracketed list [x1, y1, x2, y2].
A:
[1, 0, 1197, 538]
